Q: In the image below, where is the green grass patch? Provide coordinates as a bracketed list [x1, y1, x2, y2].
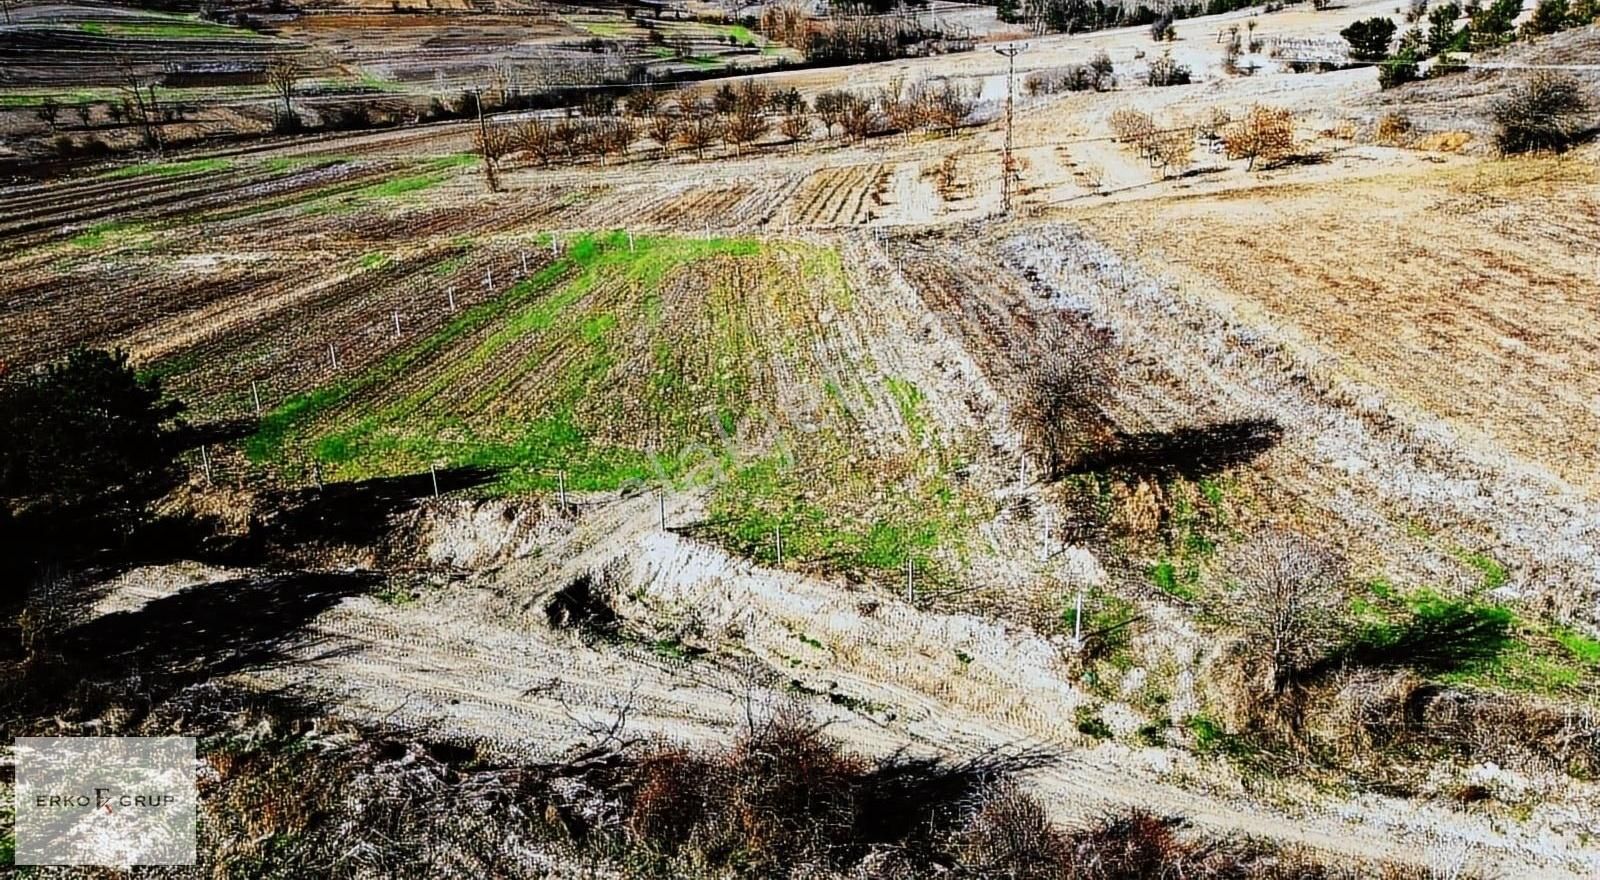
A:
[1459, 550, 1509, 591]
[1074, 704, 1113, 739]
[69, 219, 147, 249]
[1147, 480, 1226, 602]
[358, 251, 392, 271]
[81, 19, 256, 38]
[248, 232, 758, 490]
[103, 158, 230, 179]
[1345, 582, 1599, 696]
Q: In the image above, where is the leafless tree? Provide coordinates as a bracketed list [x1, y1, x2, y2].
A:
[1148, 126, 1195, 177]
[723, 107, 769, 155]
[925, 79, 976, 134]
[678, 108, 723, 159]
[514, 117, 557, 164]
[1223, 528, 1348, 696]
[647, 110, 679, 153]
[814, 89, 850, 137]
[1015, 324, 1117, 479]
[265, 56, 300, 125]
[35, 96, 61, 131]
[624, 86, 660, 118]
[839, 92, 877, 141]
[597, 117, 636, 164]
[116, 59, 164, 152]
[1224, 104, 1295, 171]
[780, 110, 809, 147]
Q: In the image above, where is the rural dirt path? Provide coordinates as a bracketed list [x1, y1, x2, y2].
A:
[102, 490, 1600, 879]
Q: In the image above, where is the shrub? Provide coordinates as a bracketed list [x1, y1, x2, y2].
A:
[1377, 47, 1420, 89]
[1015, 324, 1117, 479]
[1375, 111, 1412, 144]
[1145, 53, 1192, 87]
[1492, 71, 1594, 154]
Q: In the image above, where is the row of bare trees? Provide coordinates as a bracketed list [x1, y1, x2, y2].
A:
[479, 75, 977, 168]
[1109, 104, 1296, 176]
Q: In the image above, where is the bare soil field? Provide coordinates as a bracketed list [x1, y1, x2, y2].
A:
[1072, 157, 1600, 496]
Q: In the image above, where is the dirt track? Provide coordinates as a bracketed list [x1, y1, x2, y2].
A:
[101, 486, 1600, 878]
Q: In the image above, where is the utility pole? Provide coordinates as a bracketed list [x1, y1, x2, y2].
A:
[992, 43, 1026, 215]
[472, 86, 499, 193]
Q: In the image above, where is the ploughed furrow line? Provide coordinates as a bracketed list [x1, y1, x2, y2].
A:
[0, 166, 294, 245]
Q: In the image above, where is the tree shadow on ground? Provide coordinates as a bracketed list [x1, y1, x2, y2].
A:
[1326, 594, 1514, 678]
[854, 746, 1059, 845]
[1069, 419, 1282, 482]
[2, 569, 378, 730]
[253, 465, 499, 551]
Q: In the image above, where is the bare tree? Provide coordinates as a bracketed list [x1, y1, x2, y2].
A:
[35, 96, 61, 131]
[780, 110, 809, 147]
[925, 79, 976, 135]
[1223, 528, 1347, 696]
[597, 117, 636, 164]
[839, 92, 877, 141]
[116, 59, 164, 152]
[678, 108, 723, 159]
[514, 117, 557, 164]
[624, 86, 661, 118]
[814, 90, 850, 137]
[1224, 104, 1295, 171]
[265, 56, 300, 128]
[723, 106, 769, 155]
[1148, 126, 1195, 177]
[647, 110, 679, 153]
[1015, 324, 1117, 479]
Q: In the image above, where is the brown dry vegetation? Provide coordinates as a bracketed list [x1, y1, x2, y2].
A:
[1074, 158, 1600, 494]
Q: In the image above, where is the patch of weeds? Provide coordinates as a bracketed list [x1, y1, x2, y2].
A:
[1344, 581, 1599, 696]
[791, 630, 825, 651]
[69, 219, 148, 249]
[1135, 719, 1169, 747]
[1554, 626, 1600, 667]
[1065, 591, 1138, 666]
[651, 635, 706, 662]
[1149, 559, 1197, 601]
[829, 692, 887, 715]
[357, 251, 392, 271]
[103, 158, 230, 179]
[954, 649, 973, 666]
[1458, 550, 1509, 591]
[374, 582, 418, 606]
[1345, 587, 1514, 674]
[1074, 704, 1113, 740]
[884, 377, 927, 441]
[1184, 714, 1255, 760]
[1147, 481, 1227, 602]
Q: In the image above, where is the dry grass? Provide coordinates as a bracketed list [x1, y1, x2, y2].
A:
[1075, 157, 1600, 493]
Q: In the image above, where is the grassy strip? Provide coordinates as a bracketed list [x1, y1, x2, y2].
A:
[81, 20, 258, 38]
[1347, 580, 1600, 696]
[103, 158, 231, 180]
[248, 233, 760, 490]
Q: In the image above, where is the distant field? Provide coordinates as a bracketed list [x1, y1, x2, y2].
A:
[1074, 157, 1600, 495]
